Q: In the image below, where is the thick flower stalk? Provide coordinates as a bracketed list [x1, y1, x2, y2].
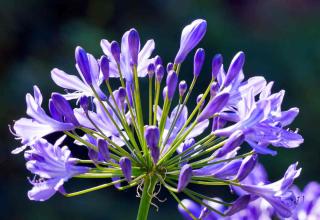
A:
[11, 19, 303, 220]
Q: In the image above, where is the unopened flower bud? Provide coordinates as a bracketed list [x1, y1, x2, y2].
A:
[119, 157, 132, 182]
[175, 19, 207, 64]
[212, 54, 223, 79]
[99, 55, 109, 81]
[166, 71, 178, 100]
[51, 93, 79, 126]
[179, 80, 187, 97]
[110, 41, 121, 64]
[177, 164, 193, 192]
[97, 138, 110, 161]
[128, 29, 140, 65]
[75, 46, 92, 85]
[154, 55, 162, 66]
[145, 126, 160, 163]
[197, 93, 229, 122]
[155, 64, 164, 82]
[167, 62, 174, 72]
[193, 48, 205, 77]
[147, 63, 155, 78]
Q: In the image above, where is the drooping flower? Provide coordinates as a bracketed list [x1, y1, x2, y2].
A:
[25, 137, 89, 201]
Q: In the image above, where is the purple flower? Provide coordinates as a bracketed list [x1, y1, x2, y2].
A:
[214, 130, 244, 158]
[119, 157, 132, 182]
[214, 84, 304, 155]
[177, 164, 193, 192]
[155, 64, 164, 82]
[212, 54, 223, 79]
[222, 51, 245, 88]
[145, 126, 160, 163]
[193, 48, 205, 77]
[51, 47, 106, 100]
[25, 138, 89, 201]
[110, 41, 121, 64]
[179, 80, 188, 97]
[166, 71, 178, 100]
[156, 105, 209, 154]
[239, 162, 301, 218]
[99, 55, 110, 81]
[128, 28, 140, 65]
[75, 46, 92, 85]
[178, 199, 201, 220]
[101, 29, 155, 80]
[197, 92, 230, 122]
[291, 181, 320, 219]
[175, 19, 207, 64]
[12, 86, 75, 154]
[74, 97, 126, 146]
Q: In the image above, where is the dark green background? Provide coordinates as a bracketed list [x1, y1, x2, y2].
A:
[1, 0, 320, 219]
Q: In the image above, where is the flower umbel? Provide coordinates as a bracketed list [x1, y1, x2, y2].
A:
[11, 19, 303, 220]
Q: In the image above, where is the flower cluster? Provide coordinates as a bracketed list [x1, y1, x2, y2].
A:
[11, 19, 303, 219]
[179, 163, 320, 220]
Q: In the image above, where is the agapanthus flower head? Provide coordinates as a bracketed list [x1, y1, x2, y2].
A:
[11, 19, 303, 220]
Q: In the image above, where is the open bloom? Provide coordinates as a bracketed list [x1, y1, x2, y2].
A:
[25, 137, 89, 201]
[11, 19, 303, 220]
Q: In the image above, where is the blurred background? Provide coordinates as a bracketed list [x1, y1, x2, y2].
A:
[1, 0, 320, 219]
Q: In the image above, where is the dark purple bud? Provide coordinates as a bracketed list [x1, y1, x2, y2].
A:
[97, 138, 110, 161]
[79, 96, 89, 113]
[225, 195, 251, 216]
[155, 64, 164, 82]
[178, 199, 201, 219]
[196, 94, 204, 109]
[166, 71, 178, 100]
[110, 41, 121, 64]
[154, 55, 162, 66]
[177, 164, 193, 192]
[118, 87, 127, 104]
[167, 62, 174, 72]
[197, 93, 229, 122]
[235, 154, 257, 181]
[210, 82, 219, 97]
[99, 55, 110, 81]
[175, 19, 207, 64]
[223, 51, 245, 88]
[215, 130, 244, 158]
[193, 48, 205, 77]
[75, 46, 92, 85]
[51, 93, 79, 126]
[145, 126, 160, 163]
[162, 86, 168, 100]
[179, 80, 187, 97]
[119, 157, 132, 182]
[88, 148, 99, 163]
[128, 28, 140, 65]
[212, 54, 223, 78]
[147, 63, 155, 77]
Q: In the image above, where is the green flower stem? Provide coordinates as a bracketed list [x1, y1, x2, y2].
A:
[91, 87, 145, 164]
[136, 175, 158, 220]
[149, 76, 153, 125]
[153, 80, 161, 125]
[65, 178, 126, 197]
[165, 134, 216, 167]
